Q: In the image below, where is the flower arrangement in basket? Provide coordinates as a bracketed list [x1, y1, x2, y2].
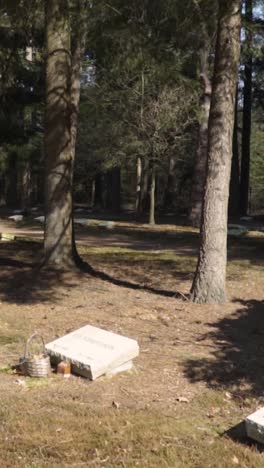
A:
[21, 333, 50, 378]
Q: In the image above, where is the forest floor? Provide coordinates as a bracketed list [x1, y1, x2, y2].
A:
[0, 215, 264, 467]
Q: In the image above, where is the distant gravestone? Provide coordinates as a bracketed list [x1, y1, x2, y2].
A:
[228, 224, 248, 237]
[8, 215, 23, 222]
[34, 216, 45, 224]
[75, 208, 86, 213]
[245, 408, 264, 444]
[74, 218, 89, 226]
[12, 209, 24, 215]
[45, 325, 139, 380]
[99, 221, 115, 230]
[240, 216, 253, 222]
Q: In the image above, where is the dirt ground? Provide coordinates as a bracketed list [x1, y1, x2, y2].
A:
[0, 217, 264, 467]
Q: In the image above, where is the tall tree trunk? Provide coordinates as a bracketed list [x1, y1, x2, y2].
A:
[189, 45, 211, 226]
[111, 167, 121, 212]
[91, 178, 96, 208]
[44, 0, 74, 267]
[6, 152, 18, 208]
[191, 0, 242, 304]
[0, 173, 6, 206]
[135, 156, 142, 215]
[105, 170, 112, 209]
[44, 0, 87, 267]
[21, 160, 31, 210]
[163, 154, 177, 210]
[140, 158, 149, 212]
[105, 167, 121, 211]
[240, 0, 252, 216]
[229, 88, 240, 217]
[94, 173, 103, 208]
[149, 165, 156, 225]
[69, 0, 88, 263]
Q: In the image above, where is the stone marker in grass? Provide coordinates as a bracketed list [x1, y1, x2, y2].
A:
[245, 407, 264, 444]
[45, 325, 139, 380]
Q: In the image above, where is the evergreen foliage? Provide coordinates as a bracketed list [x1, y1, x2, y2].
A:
[0, 0, 263, 213]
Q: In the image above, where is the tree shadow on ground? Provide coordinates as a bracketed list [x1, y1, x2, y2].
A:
[0, 265, 80, 304]
[0, 239, 187, 304]
[0, 240, 80, 304]
[224, 421, 264, 453]
[79, 260, 188, 300]
[228, 236, 264, 269]
[76, 225, 199, 257]
[0, 235, 262, 305]
[84, 252, 194, 284]
[183, 299, 264, 398]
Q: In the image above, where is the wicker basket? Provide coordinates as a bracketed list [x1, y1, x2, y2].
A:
[22, 333, 50, 378]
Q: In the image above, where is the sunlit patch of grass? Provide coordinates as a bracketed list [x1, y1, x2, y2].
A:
[0, 389, 263, 467]
[25, 377, 49, 390]
[0, 364, 12, 374]
[80, 247, 197, 286]
[80, 246, 195, 264]
[0, 333, 24, 346]
[80, 245, 264, 286]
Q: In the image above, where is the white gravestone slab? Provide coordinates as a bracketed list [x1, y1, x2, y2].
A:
[74, 218, 90, 227]
[245, 407, 264, 444]
[34, 216, 45, 224]
[8, 215, 23, 222]
[45, 325, 139, 380]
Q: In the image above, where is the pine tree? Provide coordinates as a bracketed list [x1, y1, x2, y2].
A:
[191, 0, 242, 304]
[44, 0, 75, 267]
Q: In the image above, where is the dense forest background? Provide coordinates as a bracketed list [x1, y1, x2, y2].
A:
[0, 0, 263, 220]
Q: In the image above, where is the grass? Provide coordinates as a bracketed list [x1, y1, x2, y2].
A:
[0, 385, 263, 467]
[0, 333, 24, 346]
[0, 224, 263, 466]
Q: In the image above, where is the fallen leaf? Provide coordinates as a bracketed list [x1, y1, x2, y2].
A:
[112, 401, 120, 409]
[15, 379, 26, 387]
[207, 407, 221, 418]
[232, 455, 239, 465]
[176, 396, 189, 403]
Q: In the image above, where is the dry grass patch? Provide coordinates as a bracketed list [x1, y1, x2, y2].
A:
[0, 229, 263, 467]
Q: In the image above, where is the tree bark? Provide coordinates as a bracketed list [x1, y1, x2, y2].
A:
[21, 160, 31, 210]
[240, 0, 252, 216]
[94, 173, 103, 208]
[163, 154, 177, 210]
[6, 152, 18, 208]
[44, 0, 87, 267]
[191, 0, 242, 304]
[140, 158, 149, 213]
[111, 167, 121, 212]
[229, 88, 240, 217]
[44, 0, 74, 267]
[105, 167, 121, 211]
[135, 156, 142, 215]
[189, 64, 211, 226]
[0, 173, 6, 206]
[149, 165, 156, 225]
[188, 2, 213, 227]
[69, 0, 88, 264]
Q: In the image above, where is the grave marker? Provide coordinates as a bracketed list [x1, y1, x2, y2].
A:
[45, 325, 139, 380]
[245, 407, 264, 444]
